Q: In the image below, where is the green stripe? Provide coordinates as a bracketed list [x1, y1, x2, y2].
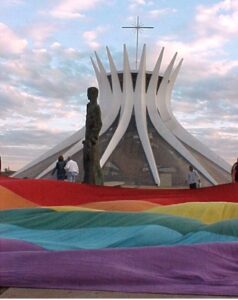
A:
[0, 208, 202, 234]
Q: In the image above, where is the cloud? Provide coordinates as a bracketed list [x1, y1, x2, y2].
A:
[171, 71, 238, 166]
[129, 0, 154, 10]
[0, 23, 27, 56]
[150, 2, 238, 81]
[130, 0, 146, 6]
[26, 23, 58, 47]
[172, 94, 238, 165]
[149, 8, 177, 18]
[145, 1, 238, 166]
[0, 43, 94, 172]
[1, 0, 25, 6]
[50, 0, 106, 19]
[195, 0, 238, 38]
[1, 0, 237, 172]
[0, 44, 95, 100]
[83, 26, 107, 49]
[0, 128, 74, 171]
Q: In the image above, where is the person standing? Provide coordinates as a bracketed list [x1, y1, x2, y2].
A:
[187, 165, 200, 189]
[65, 157, 79, 182]
[52, 155, 66, 180]
[231, 158, 238, 183]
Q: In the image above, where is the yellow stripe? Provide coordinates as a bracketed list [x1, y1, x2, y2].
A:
[147, 202, 238, 224]
[47, 206, 103, 212]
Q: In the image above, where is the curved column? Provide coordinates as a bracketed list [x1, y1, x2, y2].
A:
[37, 50, 121, 178]
[106, 47, 122, 95]
[100, 45, 134, 167]
[134, 45, 160, 185]
[156, 52, 177, 121]
[146, 53, 217, 185]
[160, 57, 231, 173]
[90, 56, 106, 115]
[164, 58, 183, 123]
[91, 51, 121, 135]
[93, 53, 117, 131]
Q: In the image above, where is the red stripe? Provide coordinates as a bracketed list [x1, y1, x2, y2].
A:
[0, 178, 237, 206]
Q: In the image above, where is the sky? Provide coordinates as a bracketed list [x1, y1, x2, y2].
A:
[0, 0, 237, 171]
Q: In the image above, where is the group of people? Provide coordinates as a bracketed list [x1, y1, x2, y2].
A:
[52, 154, 238, 187]
[52, 156, 79, 182]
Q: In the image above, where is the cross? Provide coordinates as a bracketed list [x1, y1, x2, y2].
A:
[122, 16, 154, 69]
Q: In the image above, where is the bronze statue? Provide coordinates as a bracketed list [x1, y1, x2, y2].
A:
[83, 87, 103, 185]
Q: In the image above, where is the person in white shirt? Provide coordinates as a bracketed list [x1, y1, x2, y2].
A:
[187, 165, 200, 189]
[65, 157, 79, 182]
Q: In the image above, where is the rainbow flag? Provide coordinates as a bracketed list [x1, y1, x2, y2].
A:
[1, 177, 238, 296]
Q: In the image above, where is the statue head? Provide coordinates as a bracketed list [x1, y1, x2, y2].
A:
[87, 87, 98, 104]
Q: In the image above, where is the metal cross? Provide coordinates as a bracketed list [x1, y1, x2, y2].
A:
[122, 16, 154, 69]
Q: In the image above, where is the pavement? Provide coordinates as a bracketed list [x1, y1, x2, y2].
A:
[0, 288, 225, 298]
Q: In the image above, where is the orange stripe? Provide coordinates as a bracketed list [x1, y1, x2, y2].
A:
[0, 185, 38, 210]
[80, 200, 157, 211]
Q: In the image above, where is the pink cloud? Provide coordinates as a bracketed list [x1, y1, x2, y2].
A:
[27, 23, 58, 47]
[149, 8, 177, 18]
[196, 0, 238, 37]
[149, 1, 238, 81]
[83, 27, 106, 49]
[50, 0, 105, 19]
[0, 23, 27, 55]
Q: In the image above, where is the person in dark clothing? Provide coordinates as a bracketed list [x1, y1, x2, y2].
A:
[231, 157, 238, 183]
[52, 155, 66, 180]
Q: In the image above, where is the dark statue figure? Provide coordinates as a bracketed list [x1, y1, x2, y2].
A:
[83, 87, 103, 185]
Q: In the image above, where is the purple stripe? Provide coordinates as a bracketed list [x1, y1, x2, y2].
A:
[1, 242, 238, 296]
[0, 238, 44, 251]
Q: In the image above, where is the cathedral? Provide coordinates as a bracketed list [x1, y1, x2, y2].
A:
[13, 45, 231, 187]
